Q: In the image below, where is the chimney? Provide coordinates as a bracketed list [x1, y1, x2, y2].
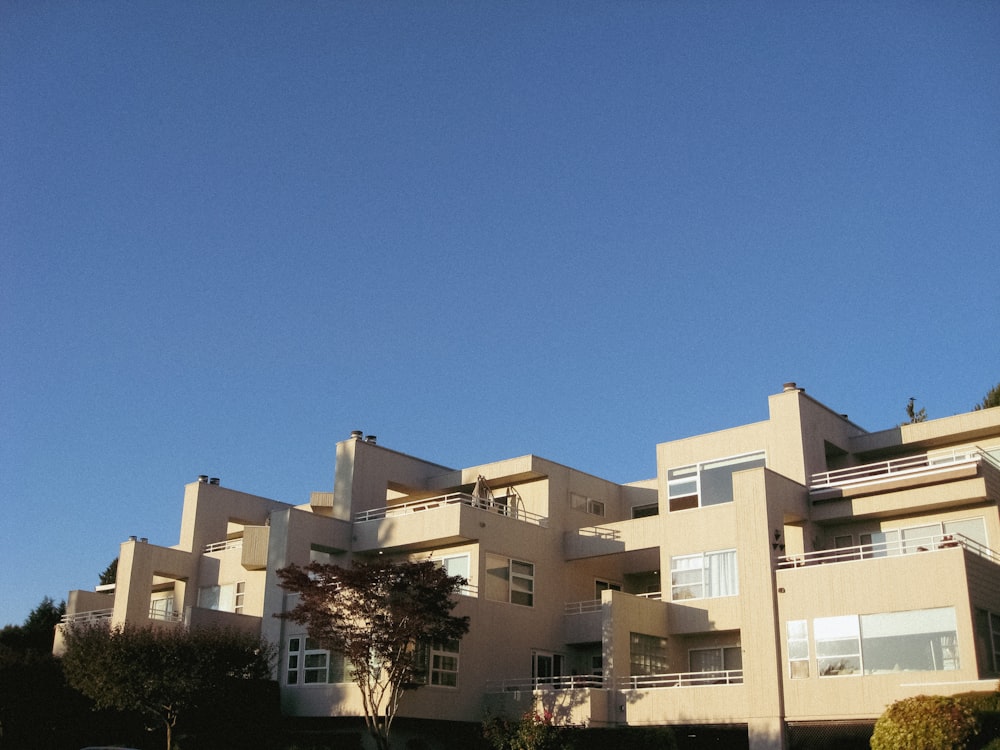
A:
[351, 430, 364, 440]
[198, 475, 209, 483]
[366, 435, 377, 445]
[783, 382, 801, 392]
[209, 477, 220, 485]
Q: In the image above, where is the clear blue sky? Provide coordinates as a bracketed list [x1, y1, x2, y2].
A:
[2, 1, 997, 627]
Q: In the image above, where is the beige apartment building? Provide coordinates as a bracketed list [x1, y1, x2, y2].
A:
[56, 384, 1000, 749]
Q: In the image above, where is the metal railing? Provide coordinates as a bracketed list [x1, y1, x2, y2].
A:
[777, 532, 999, 569]
[204, 538, 243, 553]
[149, 605, 183, 623]
[60, 608, 113, 625]
[485, 675, 605, 692]
[809, 447, 994, 492]
[355, 492, 548, 527]
[620, 669, 744, 689]
[574, 525, 621, 540]
[564, 599, 602, 615]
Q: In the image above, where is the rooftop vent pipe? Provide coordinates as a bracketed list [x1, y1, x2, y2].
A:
[209, 477, 220, 485]
[783, 382, 801, 392]
[198, 475, 209, 483]
[366, 435, 377, 445]
[351, 430, 363, 440]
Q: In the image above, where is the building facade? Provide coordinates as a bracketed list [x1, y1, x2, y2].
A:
[55, 384, 1000, 749]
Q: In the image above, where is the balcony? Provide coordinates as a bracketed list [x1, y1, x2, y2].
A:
[352, 492, 548, 553]
[809, 447, 997, 501]
[485, 675, 605, 692]
[355, 492, 547, 526]
[777, 532, 999, 569]
[60, 608, 113, 625]
[620, 669, 744, 688]
[204, 539, 243, 553]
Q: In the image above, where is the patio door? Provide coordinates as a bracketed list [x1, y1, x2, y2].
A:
[532, 650, 564, 687]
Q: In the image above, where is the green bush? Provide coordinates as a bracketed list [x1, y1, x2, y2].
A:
[870, 695, 979, 750]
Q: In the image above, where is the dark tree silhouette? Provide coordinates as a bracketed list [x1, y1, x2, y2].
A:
[60, 624, 274, 750]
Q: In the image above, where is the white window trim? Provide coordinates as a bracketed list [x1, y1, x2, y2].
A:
[667, 450, 766, 511]
[486, 554, 535, 607]
[670, 549, 739, 601]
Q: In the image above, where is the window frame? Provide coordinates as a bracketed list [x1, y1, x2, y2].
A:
[485, 553, 535, 607]
[667, 451, 766, 512]
[670, 549, 739, 601]
[570, 492, 606, 517]
[787, 620, 810, 679]
[688, 646, 742, 674]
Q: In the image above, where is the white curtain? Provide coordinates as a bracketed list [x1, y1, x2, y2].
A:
[705, 550, 738, 597]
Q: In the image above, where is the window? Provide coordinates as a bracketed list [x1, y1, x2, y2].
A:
[860, 607, 958, 673]
[815, 615, 861, 676]
[631, 502, 659, 519]
[670, 550, 738, 600]
[801, 609, 960, 679]
[689, 646, 742, 676]
[485, 554, 534, 606]
[571, 492, 605, 517]
[787, 620, 809, 678]
[989, 611, 1000, 674]
[197, 581, 246, 613]
[864, 517, 987, 557]
[286, 636, 351, 685]
[533, 651, 565, 685]
[595, 579, 622, 599]
[438, 553, 473, 595]
[149, 596, 175, 621]
[668, 451, 766, 511]
[630, 633, 669, 676]
[416, 641, 460, 687]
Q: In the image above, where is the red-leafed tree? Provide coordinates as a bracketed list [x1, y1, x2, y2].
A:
[276, 559, 470, 750]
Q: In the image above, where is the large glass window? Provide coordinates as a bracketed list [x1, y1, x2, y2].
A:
[864, 517, 987, 558]
[197, 581, 245, 613]
[815, 615, 861, 676]
[630, 633, 669, 676]
[689, 646, 742, 673]
[668, 452, 765, 511]
[860, 607, 958, 673]
[485, 554, 534, 606]
[670, 550, 738, 600]
[810, 608, 959, 678]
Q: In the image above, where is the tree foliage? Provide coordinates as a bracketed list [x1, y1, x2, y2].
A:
[277, 559, 470, 750]
[483, 711, 570, 750]
[904, 397, 928, 424]
[60, 623, 274, 750]
[974, 383, 1000, 411]
[0, 595, 64, 654]
[98, 557, 118, 586]
[870, 694, 979, 750]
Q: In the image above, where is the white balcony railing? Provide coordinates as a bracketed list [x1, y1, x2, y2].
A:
[60, 608, 113, 625]
[565, 599, 602, 615]
[204, 538, 243, 553]
[809, 447, 995, 493]
[485, 675, 605, 692]
[620, 669, 744, 689]
[355, 492, 548, 527]
[777, 532, 1000, 569]
[148, 605, 183, 623]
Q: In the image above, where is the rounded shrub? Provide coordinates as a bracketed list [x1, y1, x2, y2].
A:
[870, 694, 979, 750]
